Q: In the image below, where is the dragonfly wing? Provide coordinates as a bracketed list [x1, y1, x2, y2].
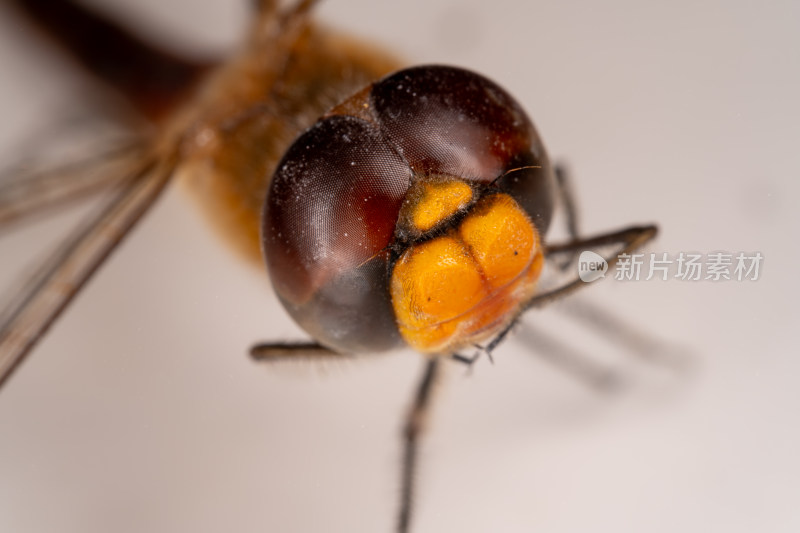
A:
[0, 149, 176, 390]
[0, 142, 148, 231]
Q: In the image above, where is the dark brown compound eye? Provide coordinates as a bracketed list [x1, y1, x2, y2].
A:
[263, 115, 411, 353]
[263, 65, 556, 354]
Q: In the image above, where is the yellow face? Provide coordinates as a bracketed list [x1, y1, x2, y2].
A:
[390, 184, 544, 354]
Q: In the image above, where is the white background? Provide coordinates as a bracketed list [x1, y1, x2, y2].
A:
[0, 0, 798, 532]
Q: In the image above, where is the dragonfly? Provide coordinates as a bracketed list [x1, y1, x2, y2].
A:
[0, 1, 660, 531]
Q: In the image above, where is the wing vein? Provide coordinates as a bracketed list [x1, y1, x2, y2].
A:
[0, 149, 177, 391]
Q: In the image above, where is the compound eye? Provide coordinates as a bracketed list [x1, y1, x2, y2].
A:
[371, 66, 537, 180]
[263, 115, 411, 353]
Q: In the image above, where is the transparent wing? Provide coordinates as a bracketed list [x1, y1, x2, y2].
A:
[0, 148, 176, 389]
[0, 142, 147, 231]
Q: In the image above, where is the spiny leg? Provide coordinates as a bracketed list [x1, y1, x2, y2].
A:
[251, 343, 442, 533]
[551, 164, 581, 271]
[530, 225, 658, 311]
[398, 358, 440, 533]
[249, 341, 348, 361]
[555, 164, 580, 240]
[450, 321, 516, 369]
